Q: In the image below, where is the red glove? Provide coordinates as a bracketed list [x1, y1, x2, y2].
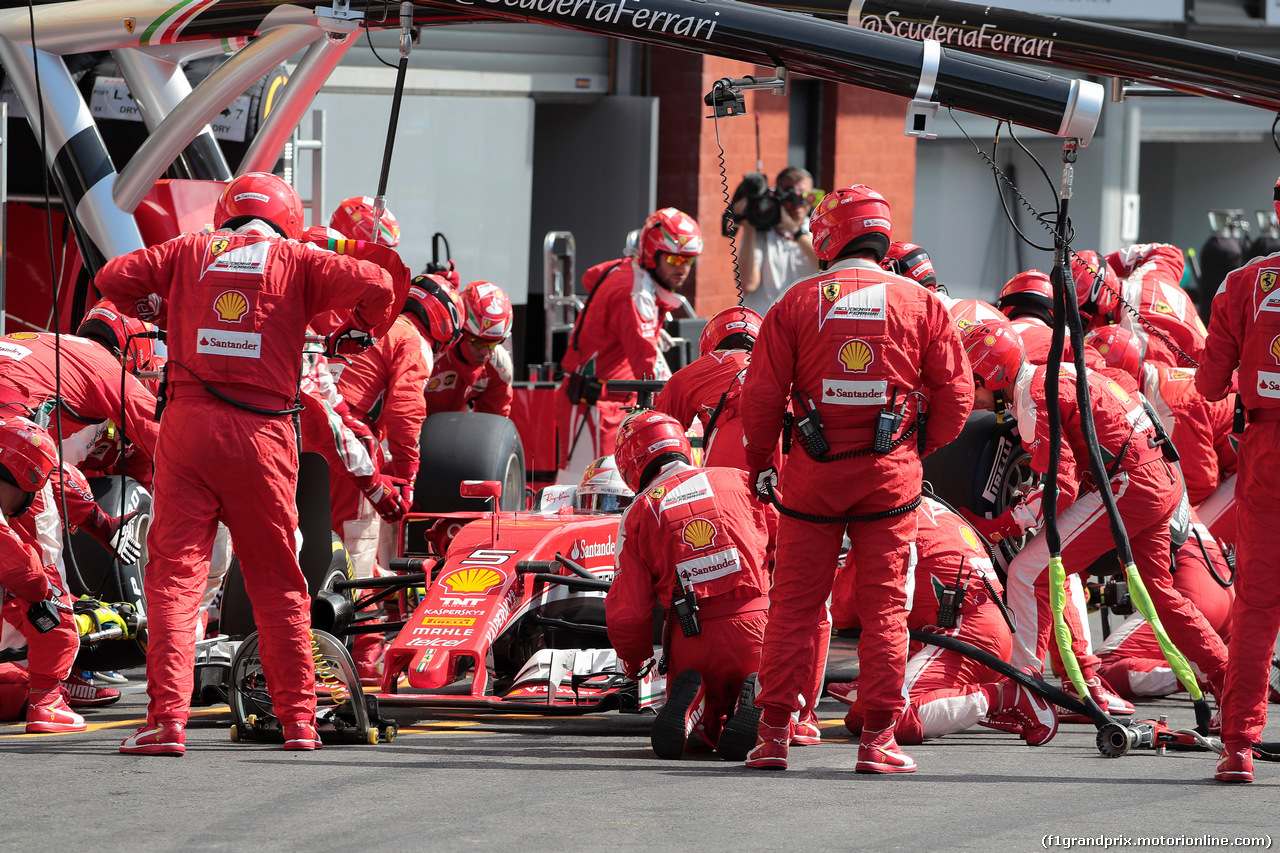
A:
[81, 508, 142, 564]
[396, 477, 414, 512]
[360, 474, 407, 523]
[621, 658, 647, 681]
[325, 316, 375, 358]
[958, 506, 1021, 544]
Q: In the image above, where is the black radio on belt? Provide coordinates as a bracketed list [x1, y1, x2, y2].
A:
[874, 388, 904, 454]
[27, 599, 60, 634]
[792, 390, 829, 458]
[672, 588, 701, 638]
[935, 561, 969, 630]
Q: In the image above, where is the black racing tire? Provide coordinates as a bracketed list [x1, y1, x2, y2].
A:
[414, 411, 525, 513]
[220, 531, 351, 640]
[71, 476, 152, 672]
[923, 411, 1038, 569]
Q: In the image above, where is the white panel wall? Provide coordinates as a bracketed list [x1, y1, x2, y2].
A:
[295, 92, 535, 304]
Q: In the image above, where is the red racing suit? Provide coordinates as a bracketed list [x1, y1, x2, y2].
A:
[557, 259, 680, 469]
[423, 339, 513, 418]
[1196, 249, 1280, 750]
[740, 258, 973, 734]
[653, 349, 765, 471]
[837, 497, 1012, 743]
[606, 463, 777, 745]
[330, 314, 432, 576]
[1097, 511, 1234, 700]
[1093, 243, 1207, 367]
[1003, 362, 1228, 694]
[0, 332, 158, 471]
[0, 483, 77, 703]
[1138, 363, 1233, 506]
[95, 220, 395, 727]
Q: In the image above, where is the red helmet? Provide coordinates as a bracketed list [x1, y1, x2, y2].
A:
[881, 241, 937, 289]
[1084, 325, 1144, 380]
[614, 410, 692, 492]
[329, 196, 400, 247]
[213, 172, 304, 240]
[997, 270, 1055, 323]
[1071, 250, 1120, 318]
[404, 274, 462, 349]
[460, 281, 513, 342]
[810, 184, 892, 263]
[961, 317, 1025, 391]
[638, 208, 702, 269]
[699, 306, 763, 357]
[0, 417, 58, 493]
[77, 298, 158, 374]
[948, 298, 1006, 337]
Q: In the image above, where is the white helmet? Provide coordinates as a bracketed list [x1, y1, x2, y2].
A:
[574, 456, 635, 513]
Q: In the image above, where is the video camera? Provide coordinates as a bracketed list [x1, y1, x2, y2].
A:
[723, 172, 815, 236]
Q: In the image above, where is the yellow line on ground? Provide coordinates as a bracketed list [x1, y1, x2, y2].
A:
[0, 707, 227, 738]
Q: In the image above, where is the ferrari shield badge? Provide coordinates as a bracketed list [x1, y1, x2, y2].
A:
[210, 237, 231, 257]
[1261, 270, 1277, 294]
[124, 17, 135, 34]
[822, 281, 840, 303]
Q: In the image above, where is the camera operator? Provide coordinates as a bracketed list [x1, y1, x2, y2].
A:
[730, 166, 820, 314]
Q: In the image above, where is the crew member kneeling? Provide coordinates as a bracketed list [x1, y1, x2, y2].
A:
[605, 411, 777, 761]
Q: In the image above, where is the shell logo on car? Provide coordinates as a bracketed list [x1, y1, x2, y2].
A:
[214, 290, 249, 322]
[442, 568, 504, 594]
[681, 518, 717, 550]
[839, 339, 874, 372]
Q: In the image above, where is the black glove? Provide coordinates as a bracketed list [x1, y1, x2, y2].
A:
[27, 598, 60, 634]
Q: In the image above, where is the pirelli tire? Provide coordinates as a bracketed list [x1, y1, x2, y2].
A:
[415, 411, 526, 513]
[922, 410, 1037, 569]
[219, 531, 352, 640]
[69, 476, 152, 672]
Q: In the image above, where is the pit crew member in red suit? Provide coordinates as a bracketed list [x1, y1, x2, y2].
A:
[557, 208, 702, 475]
[95, 172, 396, 755]
[0, 330, 158, 475]
[1097, 520, 1234, 701]
[991, 270, 1105, 371]
[830, 495, 1057, 745]
[1195, 179, 1280, 782]
[1074, 245, 1203, 367]
[329, 275, 458, 567]
[424, 280, 514, 418]
[959, 316, 1228, 722]
[0, 418, 86, 732]
[739, 185, 973, 773]
[653, 306, 764, 471]
[1086, 324, 1234, 507]
[606, 411, 778, 760]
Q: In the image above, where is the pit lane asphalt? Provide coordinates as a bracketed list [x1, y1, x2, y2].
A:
[2, 672, 1275, 853]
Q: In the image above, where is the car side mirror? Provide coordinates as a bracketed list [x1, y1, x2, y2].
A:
[460, 480, 502, 504]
